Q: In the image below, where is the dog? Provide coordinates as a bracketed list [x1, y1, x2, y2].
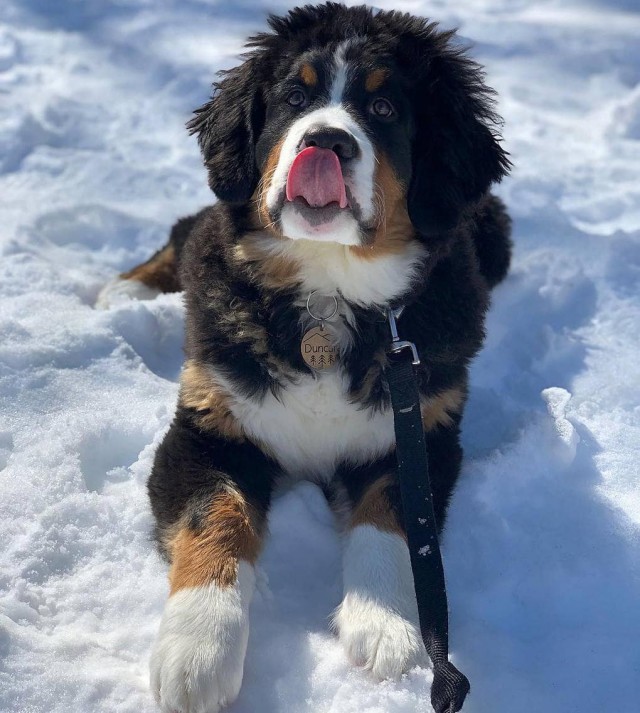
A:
[98, 4, 512, 711]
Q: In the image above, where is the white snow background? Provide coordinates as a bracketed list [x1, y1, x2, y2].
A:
[1, 0, 639, 711]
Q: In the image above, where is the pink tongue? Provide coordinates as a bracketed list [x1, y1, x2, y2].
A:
[286, 146, 348, 209]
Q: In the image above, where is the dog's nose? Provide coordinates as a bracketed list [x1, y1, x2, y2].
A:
[302, 127, 359, 161]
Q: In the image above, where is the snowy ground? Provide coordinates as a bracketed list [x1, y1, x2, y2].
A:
[1, 0, 639, 711]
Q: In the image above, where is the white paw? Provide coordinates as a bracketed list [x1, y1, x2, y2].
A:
[96, 277, 160, 309]
[334, 525, 426, 680]
[150, 564, 255, 713]
[334, 592, 424, 679]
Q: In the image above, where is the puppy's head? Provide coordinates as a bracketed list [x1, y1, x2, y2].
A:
[188, 4, 510, 245]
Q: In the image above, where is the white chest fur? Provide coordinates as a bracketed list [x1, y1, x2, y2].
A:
[219, 369, 395, 480]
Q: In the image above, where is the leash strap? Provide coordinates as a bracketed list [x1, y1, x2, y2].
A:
[386, 310, 470, 713]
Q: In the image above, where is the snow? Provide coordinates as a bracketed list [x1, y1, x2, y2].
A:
[1, 0, 639, 711]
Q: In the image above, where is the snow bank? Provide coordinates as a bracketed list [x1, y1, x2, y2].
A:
[1, 1, 639, 711]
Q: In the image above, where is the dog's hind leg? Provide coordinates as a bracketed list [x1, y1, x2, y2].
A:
[95, 212, 198, 308]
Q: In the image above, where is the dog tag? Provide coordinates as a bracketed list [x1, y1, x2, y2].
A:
[301, 325, 339, 371]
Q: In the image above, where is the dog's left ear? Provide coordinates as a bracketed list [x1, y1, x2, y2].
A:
[187, 58, 265, 203]
[406, 35, 511, 235]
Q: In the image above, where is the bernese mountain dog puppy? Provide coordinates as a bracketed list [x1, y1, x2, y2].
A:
[98, 4, 511, 711]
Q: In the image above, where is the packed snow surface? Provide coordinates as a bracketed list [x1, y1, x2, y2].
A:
[1, 1, 639, 711]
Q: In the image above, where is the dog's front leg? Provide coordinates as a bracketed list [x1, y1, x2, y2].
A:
[148, 415, 274, 713]
[333, 422, 463, 680]
[333, 465, 426, 680]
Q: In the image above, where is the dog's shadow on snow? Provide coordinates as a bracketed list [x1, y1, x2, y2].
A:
[448, 206, 640, 712]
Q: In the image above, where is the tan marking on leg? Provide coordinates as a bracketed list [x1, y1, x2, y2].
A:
[350, 475, 403, 536]
[420, 386, 466, 431]
[168, 489, 263, 593]
[300, 63, 318, 87]
[350, 152, 414, 259]
[121, 244, 180, 292]
[365, 68, 389, 93]
[180, 360, 245, 440]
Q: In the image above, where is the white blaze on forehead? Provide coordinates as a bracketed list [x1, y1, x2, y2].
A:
[265, 39, 377, 241]
[330, 40, 353, 104]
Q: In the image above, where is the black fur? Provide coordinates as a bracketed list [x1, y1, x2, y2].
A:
[471, 194, 513, 288]
[401, 30, 511, 235]
[149, 4, 513, 545]
[148, 409, 277, 557]
[150, 202, 508, 544]
[187, 61, 265, 202]
[145, 6, 513, 696]
[188, 3, 510, 237]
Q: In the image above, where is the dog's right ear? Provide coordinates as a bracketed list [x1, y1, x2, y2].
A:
[187, 59, 264, 204]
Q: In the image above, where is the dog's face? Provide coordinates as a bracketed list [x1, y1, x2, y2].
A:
[254, 42, 413, 246]
[189, 4, 509, 245]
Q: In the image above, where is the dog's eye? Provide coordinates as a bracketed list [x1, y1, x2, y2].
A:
[287, 89, 307, 108]
[370, 98, 394, 118]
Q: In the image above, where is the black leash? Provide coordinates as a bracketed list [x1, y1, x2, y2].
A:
[385, 309, 470, 713]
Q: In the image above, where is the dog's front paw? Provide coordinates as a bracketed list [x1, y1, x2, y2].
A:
[334, 592, 424, 680]
[150, 565, 254, 713]
[335, 526, 426, 680]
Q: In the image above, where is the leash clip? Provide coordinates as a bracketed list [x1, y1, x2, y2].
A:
[386, 308, 420, 366]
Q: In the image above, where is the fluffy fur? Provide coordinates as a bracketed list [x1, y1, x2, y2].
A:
[150, 562, 255, 713]
[333, 525, 426, 679]
[97, 4, 512, 711]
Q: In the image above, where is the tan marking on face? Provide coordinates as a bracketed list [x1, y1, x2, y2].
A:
[168, 489, 264, 592]
[234, 233, 301, 293]
[365, 68, 389, 93]
[349, 151, 414, 259]
[300, 63, 318, 87]
[121, 244, 180, 292]
[350, 475, 403, 535]
[180, 360, 245, 440]
[420, 386, 467, 432]
[256, 137, 286, 231]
